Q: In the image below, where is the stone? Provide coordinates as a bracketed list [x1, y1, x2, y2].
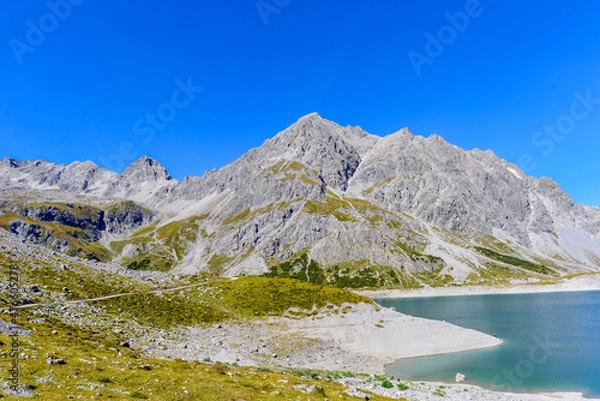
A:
[455, 372, 467, 383]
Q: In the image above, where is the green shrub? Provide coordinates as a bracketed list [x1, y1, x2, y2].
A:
[397, 382, 409, 390]
[474, 247, 557, 275]
[381, 379, 393, 389]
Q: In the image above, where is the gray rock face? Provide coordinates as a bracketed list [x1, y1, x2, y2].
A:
[22, 204, 106, 239]
[257, 113, 379, 191]
[1, 113, 600, 281]
[9, 220, 53, 245]
[0, 192, 155, 260]
[104, 201, 155, 234]
[348, 131, 531, 236]
[122, 156, 173, 182]
[0, 156, 175, 203]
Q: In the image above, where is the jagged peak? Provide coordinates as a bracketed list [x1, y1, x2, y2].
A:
[126, 156, 162, 168]
[371, 127, 413, 149]
[0, 158, 57, 169]
[427, 133, 445, 142]
[297, 112, 323, 122]
[425, 133, 465, 153]
[285, 112, 337, 133]
[268, 114, 339, 149]
[1, 157, 20, 168]
[67, 160, 101, 171]
[390, 127, 413, 137]
[278, 113, 379, 146]
[123, 156, 173, 181]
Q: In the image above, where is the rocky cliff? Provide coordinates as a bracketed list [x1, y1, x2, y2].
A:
[2, 113, 599, 288]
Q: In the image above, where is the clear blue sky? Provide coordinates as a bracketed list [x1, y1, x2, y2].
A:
[1, 0, 600, 206]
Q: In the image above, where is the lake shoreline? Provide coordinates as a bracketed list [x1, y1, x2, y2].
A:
[141, 276, 600, 400]
[367, 280, 600, 400]
[350, 377, 600, 401]
[358, 273, 600, 299]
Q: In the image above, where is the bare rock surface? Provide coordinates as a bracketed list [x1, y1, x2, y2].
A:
[2, 113, 599, 280]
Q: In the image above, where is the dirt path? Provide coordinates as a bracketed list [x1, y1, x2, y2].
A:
[12, 280, 219, 310]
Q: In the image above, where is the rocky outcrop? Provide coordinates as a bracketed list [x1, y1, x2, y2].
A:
[104, 200, 156, 234]
[21, 204, 106, 240]
[0, 318, 33, 337]
[0, 198, 155, 261]
[1, 113, 600, 281]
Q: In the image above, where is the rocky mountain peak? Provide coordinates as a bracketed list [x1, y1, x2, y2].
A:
[122, 156, 173, 181]
[0, 157, 20, 168]
[391, 127, 414, 137]
[67, 160, 100, 172]
[2, 114, 600, 281]
[257, 115, 379, 191]
[280, 113, 339, 140]
[297, 111, 323, 122]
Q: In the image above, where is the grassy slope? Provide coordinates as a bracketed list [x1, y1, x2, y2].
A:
[0, 315, 401, 400]
[188, 276, 371, 318]
[266, 252, 460, 290]
[473, 247, 557, 276]
[1, 244, 397, 399]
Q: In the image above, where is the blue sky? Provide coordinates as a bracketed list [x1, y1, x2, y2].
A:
[1, 0, 600, 205]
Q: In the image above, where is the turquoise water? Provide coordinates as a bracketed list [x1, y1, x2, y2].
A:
[375, 291, 600, 397]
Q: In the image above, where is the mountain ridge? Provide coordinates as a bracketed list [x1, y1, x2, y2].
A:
[2, 113, 600, 288]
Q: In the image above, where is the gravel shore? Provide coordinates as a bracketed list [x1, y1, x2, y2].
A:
[141, 303, 501, 375]
[136, 301, 600, 400]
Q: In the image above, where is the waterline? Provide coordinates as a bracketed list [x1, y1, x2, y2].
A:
[375, 291, 600, 397]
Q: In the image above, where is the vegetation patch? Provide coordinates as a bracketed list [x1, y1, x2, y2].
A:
[268, 254, 423, 289]
[223, 207, 251, 225]
[124, 253, 174, 272]
[0, 314, 401, 400]
[103, 291, 229, 329]
[362, 176, 395, 195]
[477, 235, 515, 254]
[304, 199, 357, 222]
[386, 220, 403, 229]
[206, 253, 234, 275]
[474, 247, 557, 276]
[191, 276, 371, 318]
[415, 268, 455, 287]
[304, 191, 400, 225]
[115, 215, 209, 272]
[466, 263, 530, 286]
[260, 160, 321, 186]
[222, 200, 297, 228]
[267, 253, 326, 284]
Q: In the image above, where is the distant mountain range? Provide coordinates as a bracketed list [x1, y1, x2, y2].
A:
[2, 113, 599, 289]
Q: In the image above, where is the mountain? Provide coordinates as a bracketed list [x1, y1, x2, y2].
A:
[2, 113, 600, 288]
